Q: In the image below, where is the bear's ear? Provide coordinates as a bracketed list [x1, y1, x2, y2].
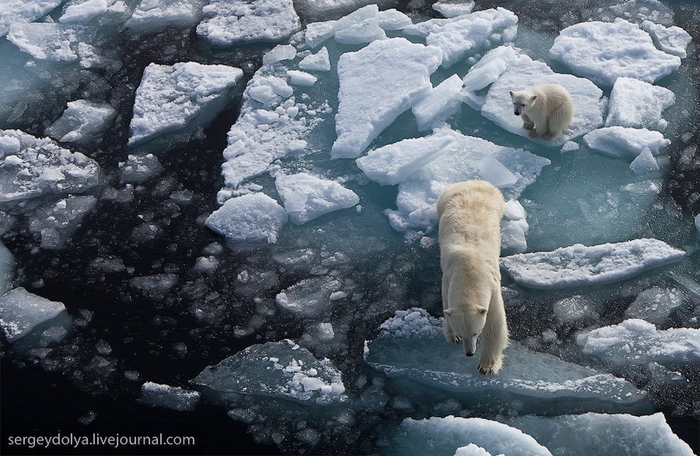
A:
[443, 309, 454, 317]
[530, 94, 538, 102]
[478, 307, 487, 315]
[509, 90, 514, 97]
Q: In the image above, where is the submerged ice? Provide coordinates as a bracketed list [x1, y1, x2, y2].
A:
[0, 0, 698, 455]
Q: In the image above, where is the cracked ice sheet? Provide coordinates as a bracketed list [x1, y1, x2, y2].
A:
[0, 129, 100, 204]
[0, 0, 62, 37]
[477, 48, 605, 145]
[356, 127, 549, 233]
[365, 308, 651, 415]
[500, 238, 686, 290]
[331, 37, 443, 159]
[6, 23, 98, 65]
[128, 62, 243, 147]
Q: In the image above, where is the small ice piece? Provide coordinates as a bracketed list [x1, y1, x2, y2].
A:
[140, 381, 200, 411]
[0, 287, 66, 342]
[287, 70, 318, 87]
[583, 127, 670, 160]
[480, 53, 604, 144]
[605, 77, 675, 131]
[500, 199, 528, 255]
[0, 130, 100, 203]
[454, 444, 492, 456]
[377, 9, 412, 31]
[129, 273, 178, 300]
[1, 0, 63, 37]
[7, 22, 99, 65]
[461, 46, 519, 110]
[696, 214, 700, 235]
[118, 153, 163, 184]
[333, 4, 386, 45]
[391, 416, 553, 456]
[432, 0, 475, 18]
[191, 339, 347, 405]
[275, 173, 359, 225]
[205, 193, 288, 244]
[478, 156, 517, 189]
[578, 319, 700, 366]
[331, 38, 443, 159]
[553, 295, 599, 325]
[412, 74, 464, 131]
[504, 413, 695, 456]
[128, 62, 243, 147]
[367, 308, 650, 415]
[550, 19, 682, 86]
[275, 276, 343, 318]
[45, 100, 117, 144]
[262, 44, 297, 65]
[304, 20, 337, 49]
[0, 242, 15, 295]
[197, 0, 301, 46]
[422, 8, 518, 68]
[125, 0, 205, 31]
[642, 21, 692, 58]
[298, 47, 331, 72]
[624, 286, 686, 325]
[500, 239, 686, 290]
[629, 148, 660, 176]
[59, 0, 117, 24]
[28, 195, 98, 249]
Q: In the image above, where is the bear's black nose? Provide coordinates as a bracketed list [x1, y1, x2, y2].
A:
[514, 111, 520, 116]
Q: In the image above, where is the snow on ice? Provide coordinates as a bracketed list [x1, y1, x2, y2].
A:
[0, 0, 62, 37]
[140, 381, 200, 411]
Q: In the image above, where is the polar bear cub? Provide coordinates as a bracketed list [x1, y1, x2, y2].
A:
[510, 84, 573, 141]
[437, 180, 508, 375]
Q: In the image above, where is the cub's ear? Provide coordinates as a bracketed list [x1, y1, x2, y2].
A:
[530, 94, 538, 102]
[443, 309, 454, 317]
[478, 307, 487, 315]
[509, 90, 514, 98]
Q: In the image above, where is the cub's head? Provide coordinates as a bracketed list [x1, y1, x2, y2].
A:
[509, 90, 537, 116]
[444, 306, 488, 357]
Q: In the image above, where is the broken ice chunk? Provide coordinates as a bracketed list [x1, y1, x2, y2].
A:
[550, 19, 681, 87]
[118, 153, 163, 184]
[0, 242, 14, 295]
[500, 199, 528, 255]
[191, 339, 347, 405]
[128, 62, 243, 147]
[298, 47, 331, 72]
[140, 381, 200, 411]
[275, 277, 343, 318]
[275, 173, 359, 225]
[205, 193, 288, 244]
[578, 319, 700, 366]
[125, 0, 205, 32]
[366, 308, 651, 415]
[197, 0, 301, 46]
[7, 23, 98, 65]
[432, 1, 475, 18]
[623, 286, 686, 325]
[0, 287, 66, 342]
[331, 38, 443, 159]
[500, 239, 686, 289]
[333, 4, 386, 45]
[605, 77, 675, 131]
[504, 413, 694, 456]
[583, 127, 670, 160]
[1, 0, 63, 37]
[0, 129, 100, 203]
[642, 21, 692, 58]
[629, 148, 660, 176]
[412, 74, 464, 131]
[45, 100, 117, 144]
[390, 416, 553, 456]
[28, 195, 97, 249]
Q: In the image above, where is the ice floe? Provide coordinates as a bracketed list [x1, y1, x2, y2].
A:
[128, 62, 243, 147]
[275, 173, 359, 225]
[365, 308, 651, 414]
[192, 339, 347, 405]
[605, 77, 675, 131]
[6, 23, 100, 67]
[125, 0, 205, 31]
[0, 129, 100, 204]
[0, 287, 66, 342]
[140, 381, 200, 411]
[0, 0, 62, 37]
[500, 238, 685, 289]
[550, 19, 682, 86]
[205, 193, 288, 244]
[45, 100, 116, 144]
[583, 126, 670, 160]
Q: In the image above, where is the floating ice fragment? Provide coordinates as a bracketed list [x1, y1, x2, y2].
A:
[125, 0, 205, 31]
[128, 62, 243, 147]
[624, 286, 686, 324]
[583, 127, 670, 160]
[0, 0, 63, 37]
[298, 47, 331, 72]
[550, 19, 681, 86]
[500, 238, 686, 289]
[0, 242, 14, 295]
[605, 77, 675, 131]
[192, 339, 347, 405]
[412, 74, 464, 131]
[432, 0, 475, 18]
[275, 277, 343, 318]
[262, 44, 297, 65]
[642, 21, 692, 58]
[0, 287, 66, 342]
[503, 413, 694, 456]
[197, 0, 301, 46]
[275, 173, 359, 225]
[46, 100, 117, 144]
[629, 148, 660, 176]
[333, 4, 385, 45]
[287, 70, 318, 87]
[331, 38, 443, 159]
[206, 193, 288, 244]
[28, 195, 97, 249]
[578, 319, 700, 366]
[140, 382, 200, 412]
[390, 416, 553, 456]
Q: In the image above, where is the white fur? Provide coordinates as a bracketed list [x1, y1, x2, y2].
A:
[510, 84, 573, 141]
[437, 180, 508, 375]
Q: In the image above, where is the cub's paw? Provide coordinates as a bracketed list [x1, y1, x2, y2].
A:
[541, 132, 555, 141]
[528, 130, 539, 139]
[477, 358, 503, 376]
[523, 121, 535, 130]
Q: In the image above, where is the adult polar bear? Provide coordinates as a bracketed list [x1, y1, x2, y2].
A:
[437, 180, 508, 375]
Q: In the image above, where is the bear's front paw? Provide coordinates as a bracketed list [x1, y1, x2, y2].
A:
[477, 358, 503, 375]
[523, 121, 535, 130]
[528, 130, 539, 139]
[541, 132, 554, 141]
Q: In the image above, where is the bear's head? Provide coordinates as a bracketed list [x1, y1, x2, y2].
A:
[444, 306, 488, 357]
[509, 90, 537, 116]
